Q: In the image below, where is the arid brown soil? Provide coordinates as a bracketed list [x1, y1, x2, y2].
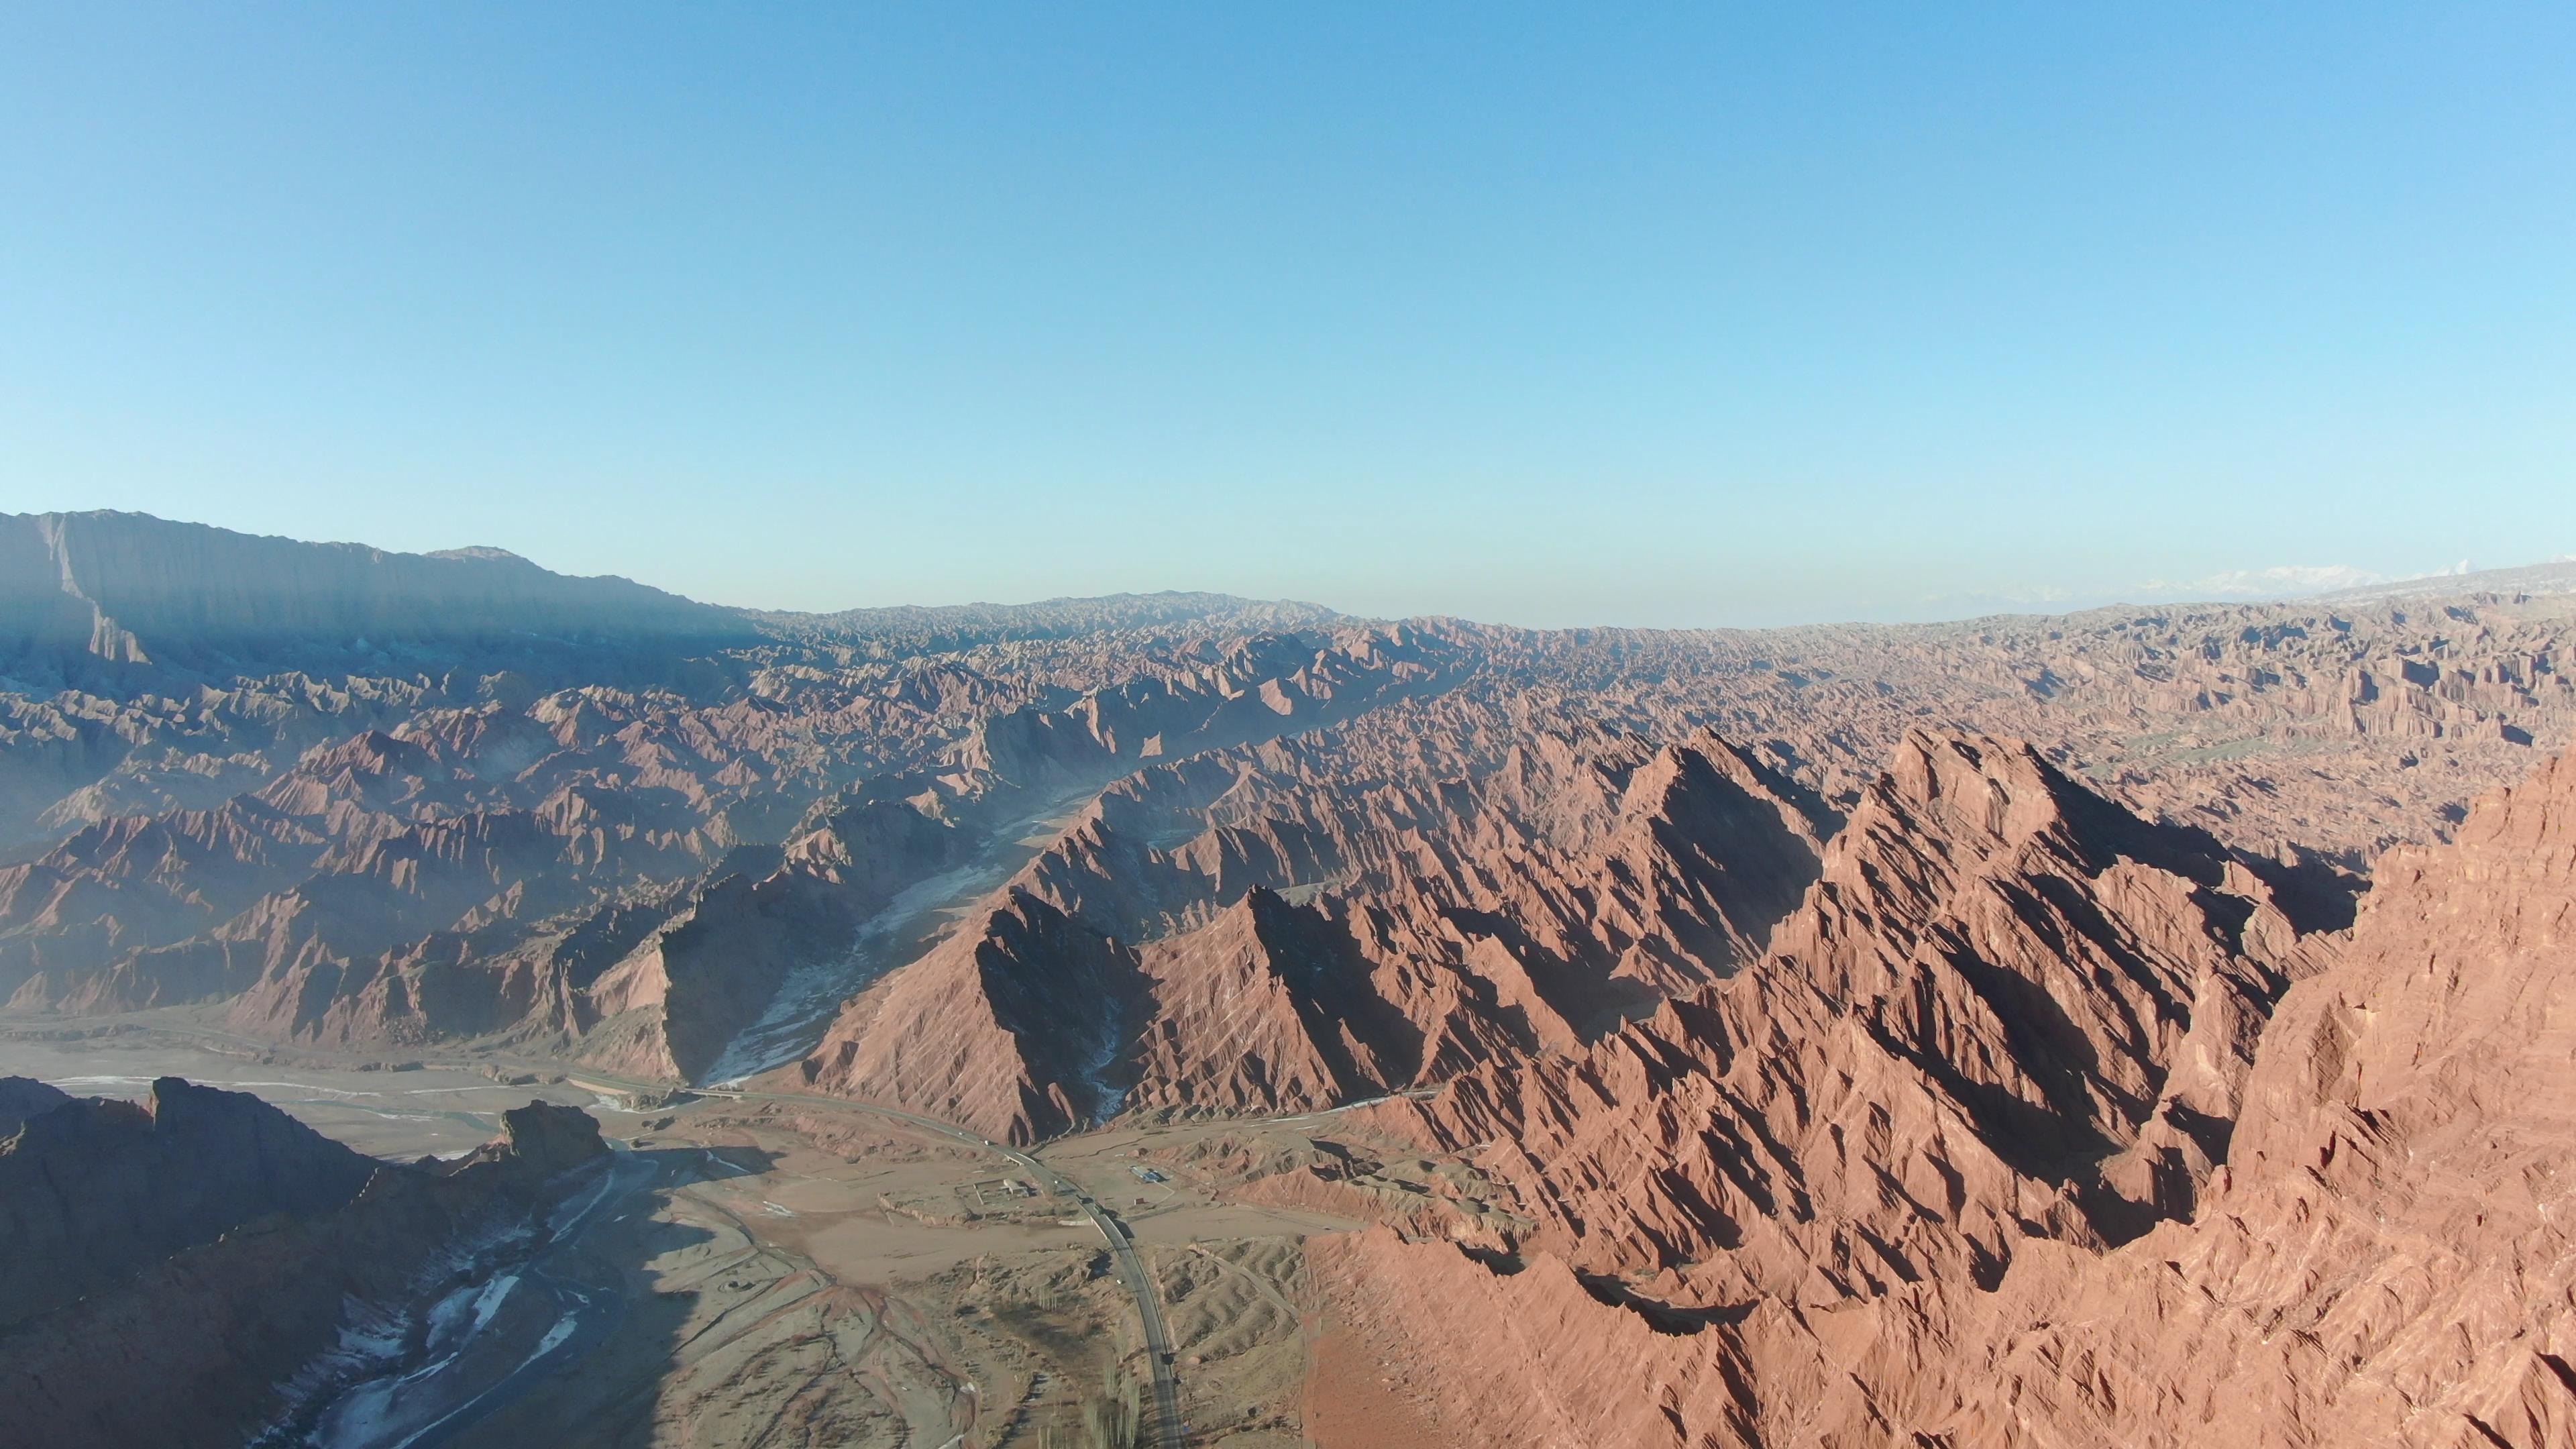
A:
[9, 513, 2576, 1446]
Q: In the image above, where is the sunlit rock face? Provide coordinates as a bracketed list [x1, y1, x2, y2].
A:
[1, 519, 2570, 1125]
[1303, 739, 2576, 1448]
[3, 515, 2576, 1445]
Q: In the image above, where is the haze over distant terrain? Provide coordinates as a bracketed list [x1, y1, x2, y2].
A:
[3, 509, 2575, 1444]
[5, 7, 2571, 1444]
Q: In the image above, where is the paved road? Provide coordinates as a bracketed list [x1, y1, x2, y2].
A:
[998, 1140, 1185, 1447]
[692, 1083, 1189, 1448]
[76, 1020, 1191, 1448]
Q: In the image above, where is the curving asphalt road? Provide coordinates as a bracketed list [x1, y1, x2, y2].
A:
[52, 1018, 1226, 1446]
[692, 1083, 1188, 1449]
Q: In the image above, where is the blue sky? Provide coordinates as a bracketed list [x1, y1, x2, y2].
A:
[2, 5, 2569, 626]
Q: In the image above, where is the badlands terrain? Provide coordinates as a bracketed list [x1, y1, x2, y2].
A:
[3, 508, 2575, 1447]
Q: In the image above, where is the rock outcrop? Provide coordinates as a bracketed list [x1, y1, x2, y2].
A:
[0, 1087, 610, 1449]
[1303, 739, 2576, 1448]
[460, 1097, 612, 1178]
[0, 1074, 69, 1137]
[0, 1076, 380, 1331]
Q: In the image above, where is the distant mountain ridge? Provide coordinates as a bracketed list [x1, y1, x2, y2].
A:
[0, 511, 1346, 686]
[0, 510, 751, 683]
[2316, 557, 2576, 605]
[745, 592, 1342, 657]
[9, 510, 2568, 680]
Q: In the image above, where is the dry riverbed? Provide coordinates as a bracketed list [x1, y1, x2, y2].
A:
[1, 1022, 1366, 1448]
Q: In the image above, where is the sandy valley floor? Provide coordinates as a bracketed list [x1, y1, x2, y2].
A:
[1, 1016, 1395, 1448]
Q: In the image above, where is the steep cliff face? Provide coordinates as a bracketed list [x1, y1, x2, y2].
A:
[1305, 741, 2576, 1449]
[0, 1077, 380, 1331]
[1927, 745, 2576, 1448]
[0, 1093, 606, 1449]
[0, 1074, 70, 1136]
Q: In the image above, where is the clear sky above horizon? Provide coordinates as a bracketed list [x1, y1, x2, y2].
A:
[2, 5, 2570, 627]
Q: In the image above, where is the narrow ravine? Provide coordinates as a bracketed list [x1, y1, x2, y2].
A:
[702, 786, 1103, 1085]
[276, 1151, 653, 1449]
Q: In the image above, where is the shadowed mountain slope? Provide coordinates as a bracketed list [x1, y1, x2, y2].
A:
[0, 1076, 379, 1330]
[0, 511, 751, 684]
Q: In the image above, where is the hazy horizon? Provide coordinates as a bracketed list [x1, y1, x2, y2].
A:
[12, 503, 2567, 633]
[5, 7, 2570, 627]
[7, 15, 2576, 1448]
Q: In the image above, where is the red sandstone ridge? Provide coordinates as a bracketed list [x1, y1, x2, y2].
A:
[1124, 887, 1421, 1116]
[1303, 737, 2576, 1447]
[5, 519, 2568, 1117]
[791, 722, 1832, 1138]
[801, 890, 1143, 1142]
[1933, 743, 2576, 1447]
[1370, 730, 2320, 1278]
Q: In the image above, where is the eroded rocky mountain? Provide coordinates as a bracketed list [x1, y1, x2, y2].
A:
[0, 1077, 608, 1449]
[799, 716, 1835, 1140]
[5, 512, 2576, 1445]
[2, 515, 2570, 1135]
[1300, 735, 2576, 1448]
[0, 1075, 380, 1331]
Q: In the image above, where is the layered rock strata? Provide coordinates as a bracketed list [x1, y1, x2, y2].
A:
[1303, 739, 2576, 1448]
